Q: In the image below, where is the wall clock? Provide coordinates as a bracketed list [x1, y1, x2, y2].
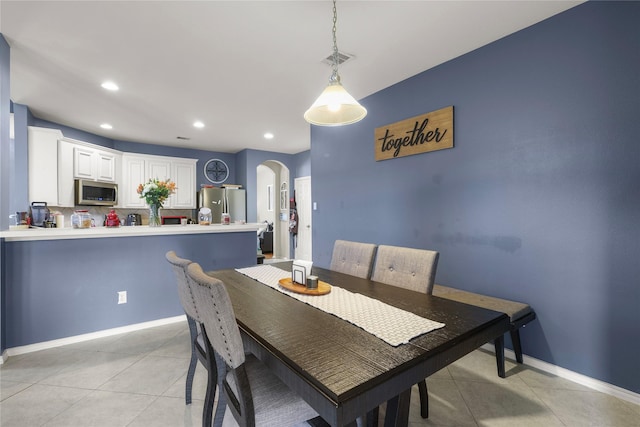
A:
[204, 159, 229, 184]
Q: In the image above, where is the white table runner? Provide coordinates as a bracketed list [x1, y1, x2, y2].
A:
[235, 265, 445, 346]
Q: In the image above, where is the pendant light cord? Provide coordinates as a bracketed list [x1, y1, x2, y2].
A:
[331, 0, 340, 83]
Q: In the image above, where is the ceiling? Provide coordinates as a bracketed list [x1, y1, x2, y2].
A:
[1, 1, 581, 155]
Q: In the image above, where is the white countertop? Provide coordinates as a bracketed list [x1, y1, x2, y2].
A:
[0, 223, 260, 242]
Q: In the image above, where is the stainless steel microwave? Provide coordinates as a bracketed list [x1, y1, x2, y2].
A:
[75, 179, 118, 206]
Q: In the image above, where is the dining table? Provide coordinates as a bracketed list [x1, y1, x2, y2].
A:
[207, 262, 510, 427]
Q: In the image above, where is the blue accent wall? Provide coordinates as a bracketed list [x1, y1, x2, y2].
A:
[11, 103, 29, 213]
[310, 2, 640, 394]
[1, 34, 10, 353]
[294, 150, 311, 178]
[1, 34, 10, 230]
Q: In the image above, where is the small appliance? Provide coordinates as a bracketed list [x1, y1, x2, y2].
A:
[125, 213, 142, 226]
[75, 179, 118, 206]
[104, 210, 121, 227]
[30, 202, 50, 227]
[161, 215, 187, 225]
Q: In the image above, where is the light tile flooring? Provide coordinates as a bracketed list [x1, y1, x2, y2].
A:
[1, 320, 639, 427]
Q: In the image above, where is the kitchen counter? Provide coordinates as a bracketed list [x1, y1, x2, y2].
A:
[0, 223, 260, 242]
[1, 223, 260, 351]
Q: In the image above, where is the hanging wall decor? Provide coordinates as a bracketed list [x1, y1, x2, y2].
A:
[374, 105, 454, 161]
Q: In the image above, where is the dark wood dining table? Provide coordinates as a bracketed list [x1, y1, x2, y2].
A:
[207, 263, 510, 427]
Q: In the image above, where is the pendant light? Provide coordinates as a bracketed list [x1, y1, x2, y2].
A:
[304, 0, 367, 126]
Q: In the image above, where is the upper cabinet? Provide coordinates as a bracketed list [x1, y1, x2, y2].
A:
[28, 127, 64, 206]
[28, 126, 196, 209]
[73, 145, 118, 182]
[121, 155, 147, 208]
[121, 154, 197, 209]
[171, 159, 197, 209]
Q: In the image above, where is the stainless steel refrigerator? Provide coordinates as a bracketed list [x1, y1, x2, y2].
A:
[198, 187, 246, 224]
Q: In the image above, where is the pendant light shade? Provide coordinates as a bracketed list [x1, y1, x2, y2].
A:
[304, 0, 367, 126]
[304, 78, 367, 126]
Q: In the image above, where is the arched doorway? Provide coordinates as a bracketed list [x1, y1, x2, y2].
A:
[256, 161, 290, 260]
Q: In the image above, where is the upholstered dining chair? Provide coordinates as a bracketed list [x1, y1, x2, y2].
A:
[371, 245, 440, 419]
[185, 262, 323, 427]
[165, 251, 225, 427]
[329, 240, 378, 279]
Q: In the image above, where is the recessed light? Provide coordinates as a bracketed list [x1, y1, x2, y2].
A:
[100, 123, 113, 129]
[264, 132, 274, 140]
[101, 81, 119, 91]
[193, 121, 205, 128]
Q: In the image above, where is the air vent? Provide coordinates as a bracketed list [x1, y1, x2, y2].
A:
[322, 51, 354, 66]
[176, 136, 191, 140]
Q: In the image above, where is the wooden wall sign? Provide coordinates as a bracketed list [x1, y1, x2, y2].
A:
[374, 106, 453, 161]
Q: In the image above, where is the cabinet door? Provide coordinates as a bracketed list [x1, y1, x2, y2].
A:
[147, 159, 171, 182]
[96, 152, 116, 182]
[73, 146, 95, 180]
[28, 127, 63, 206]
[171, 160, 197, 208]
[57, 140, 75, 207]
[121, 156, 147, 208]
[146, 158, 173, 207]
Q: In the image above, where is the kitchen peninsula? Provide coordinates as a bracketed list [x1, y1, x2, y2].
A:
[1, 223, 259, 352]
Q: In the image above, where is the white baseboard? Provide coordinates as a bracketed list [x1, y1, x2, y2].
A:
[480, 343, 640, 406]
[0, 315, 186, 362]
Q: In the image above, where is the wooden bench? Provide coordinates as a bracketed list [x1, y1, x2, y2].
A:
[432, 284, 536, 378]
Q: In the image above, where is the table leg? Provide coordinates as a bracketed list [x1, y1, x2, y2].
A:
[383, 388, 411, 427]
[494, 334, 506, 378]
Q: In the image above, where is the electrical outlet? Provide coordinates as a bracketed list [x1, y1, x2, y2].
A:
[118, 291, 127, 304]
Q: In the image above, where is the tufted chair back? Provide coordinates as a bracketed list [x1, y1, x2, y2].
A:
[371, 245, 439, 294]
[329, 240, 378, 279]
[166, 251, 199, 321]
[186, 262, 246, 369]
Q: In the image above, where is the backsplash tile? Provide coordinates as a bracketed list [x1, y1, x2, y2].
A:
[48, 206, 195, 227]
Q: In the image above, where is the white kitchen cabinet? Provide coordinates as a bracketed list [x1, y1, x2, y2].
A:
[73, 145, 118, 182]
[96, 152, 117, 182]
[171, 159, 197, 208]
[28, 126, 65, 206]
[121, 154, 196, 209]
[146, 158, 171, 182]
[57, 139, 76, 207]
[73, 146, 94, 179]
[121, 155, 147, 208]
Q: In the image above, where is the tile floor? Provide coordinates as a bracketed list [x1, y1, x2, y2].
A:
[1, 320, 639, 427]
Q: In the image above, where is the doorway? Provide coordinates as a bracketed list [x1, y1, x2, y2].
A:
[256, 161, 290, 260]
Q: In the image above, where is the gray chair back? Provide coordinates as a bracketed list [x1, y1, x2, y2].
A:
[329, 240, 378, 279]
[371, 245, 439, 294]
[165, 251, 199, 321]
[186, 262, 246, 369]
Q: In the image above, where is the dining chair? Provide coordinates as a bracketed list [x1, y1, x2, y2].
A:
[371, 244, 440, 419]
[165, 251, 225, 427]
[329, 239, 378, 279]
[185, 261, 323, 427]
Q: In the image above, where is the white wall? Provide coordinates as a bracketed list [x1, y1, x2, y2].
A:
[256, 164, 275, 226]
